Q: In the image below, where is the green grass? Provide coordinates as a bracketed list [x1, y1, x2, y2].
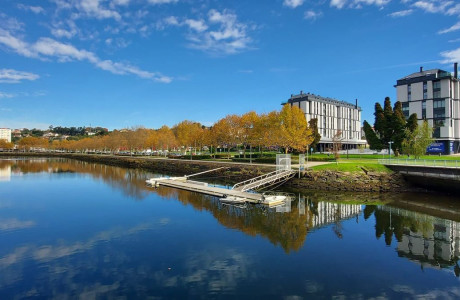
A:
[311, 161, 392, 173]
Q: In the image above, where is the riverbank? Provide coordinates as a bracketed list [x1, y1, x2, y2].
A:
[0, 152, 418, 192]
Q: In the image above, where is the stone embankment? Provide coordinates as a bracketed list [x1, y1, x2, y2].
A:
[1, 153, 416, 192]
[287, 170, 416, 192]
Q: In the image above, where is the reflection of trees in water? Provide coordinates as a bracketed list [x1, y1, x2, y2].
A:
[2, 159, 369, 253]
[370, 205, 460, 275]
[155, 186, 313, 253]
[2, 159, 151, 200]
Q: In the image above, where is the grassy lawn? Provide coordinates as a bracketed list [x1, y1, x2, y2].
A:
[311, 161, 392, 173]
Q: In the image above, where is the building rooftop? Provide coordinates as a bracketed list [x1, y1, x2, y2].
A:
[396, 66, 456, 86]
[284, 92, 361, 110]
[398, 69, 451, 80]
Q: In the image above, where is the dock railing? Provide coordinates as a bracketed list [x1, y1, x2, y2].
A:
[378, 159, 460, 169]
[232, 170, 281, 191]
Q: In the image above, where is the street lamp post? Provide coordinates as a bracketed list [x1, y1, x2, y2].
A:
[388, 141, 393, 162]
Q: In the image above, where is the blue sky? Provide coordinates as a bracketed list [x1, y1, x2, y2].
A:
[1, 0, 460, 130]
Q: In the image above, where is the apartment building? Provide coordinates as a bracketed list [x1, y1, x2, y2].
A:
[0, 128, 11, 143]
[395, 64, 460, 154]
[284, 91, 365, 151]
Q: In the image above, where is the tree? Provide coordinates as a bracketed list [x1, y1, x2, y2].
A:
[374, 102, 385, 138]
[402, 120, 433, 159]
[173, 120, 203, 155]
[279, 104, 313, 153]
[406, 113, 418, 132]
[364, 97, 411, 156]
[332, 130, 343, 162]
[383, 97, 393, 144]
[392, 101, 407, 155]
[308, 118, 321, 152]
[363, 120, 383, 150]
[0, 140, 14, 150]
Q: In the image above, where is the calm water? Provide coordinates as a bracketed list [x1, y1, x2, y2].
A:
[1, 158, 460, 299]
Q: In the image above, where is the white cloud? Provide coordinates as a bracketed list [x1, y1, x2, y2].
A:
[446, 3, 460, 15]
[76, 0, 122, 20]
[413, 1, 454, 14]
[0, 69, 40, 83]
[283, 0, 305, 9]
[0, 30, 171, 83]
[0, 218, 35, 231]
[50, 20, 79, 39]
[164, 16, 179, 26]
[439, 21, 460, 34]
[178, 9, 253, 55]
[112, 0, 131, 6]
[0, 29, 37, 58]
[304, 10, 323, 20]
[440, 47, 460, 63]
[388, 9, 414, 17]
[331, 0, 348, 9]
[184, 19, 208, 32]
[0, 92, 15, 98]
[330, 0, 391, 9]
[148, 0, 179, 4]
[17, 4, 45, 14]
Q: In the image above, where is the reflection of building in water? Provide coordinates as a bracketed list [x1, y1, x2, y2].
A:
[275, 199, 292, 213]
[0, 165, 11, 181]
[311, 201, 362, 228]
[381, 206, 460, 270]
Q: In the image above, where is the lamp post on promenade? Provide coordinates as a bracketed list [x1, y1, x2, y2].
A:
[388, 141, 393, 162]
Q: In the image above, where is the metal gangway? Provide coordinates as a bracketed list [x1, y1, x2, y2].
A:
[232, 169, 296, 192]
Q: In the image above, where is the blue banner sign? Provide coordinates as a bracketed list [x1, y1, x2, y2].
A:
[426, 142, 445, 153]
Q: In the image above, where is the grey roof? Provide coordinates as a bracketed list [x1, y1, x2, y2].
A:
[398, 69, 450, 81]
[286, 92, 361, 110]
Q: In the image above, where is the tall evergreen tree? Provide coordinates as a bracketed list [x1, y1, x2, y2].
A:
[406, 113, 418, 133]
[392, 101, 407, 154]
[308, 118, 321, 151]
[374, 103, 385, 138]
[383, 97, 393, 144]
[363, 120, 383, 150]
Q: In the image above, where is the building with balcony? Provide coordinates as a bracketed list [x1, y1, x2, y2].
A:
[395, 64, 460, 154]
[284, 92, 365, 151]
[0, 128, 11, 143]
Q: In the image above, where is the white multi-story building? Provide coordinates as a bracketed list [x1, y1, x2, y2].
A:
[395, 64, 460, 154]
[0, 128, 11, 143]
[284, 91, 365, 151]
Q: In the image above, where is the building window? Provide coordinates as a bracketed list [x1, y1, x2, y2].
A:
[433, 99, 445, 108]
[434, 119, 444, 138]
[402, 102, 409, 118]
[422, 100, 426, 119]
[423, 91, 427, 100]
[433, 91, 441, 98]
[433, 81, 441, 90]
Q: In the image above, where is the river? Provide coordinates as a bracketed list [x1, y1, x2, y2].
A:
[0, 158, 459, 299]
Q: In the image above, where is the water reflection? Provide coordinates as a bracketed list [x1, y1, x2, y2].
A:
[0, 158, 151, 199]
[371, 205, 460, 276]
[2, 158, 460, 297]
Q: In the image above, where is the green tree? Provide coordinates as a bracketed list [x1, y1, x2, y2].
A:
[402, 120, 433, 159]
[374, 102, 385, 138]
[406, 113, 418, 132]
[308, 118, 321, 152]
[392, 101, 407, 155]
[383, 97, 393, 144]
[363, 120, 383, 150]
